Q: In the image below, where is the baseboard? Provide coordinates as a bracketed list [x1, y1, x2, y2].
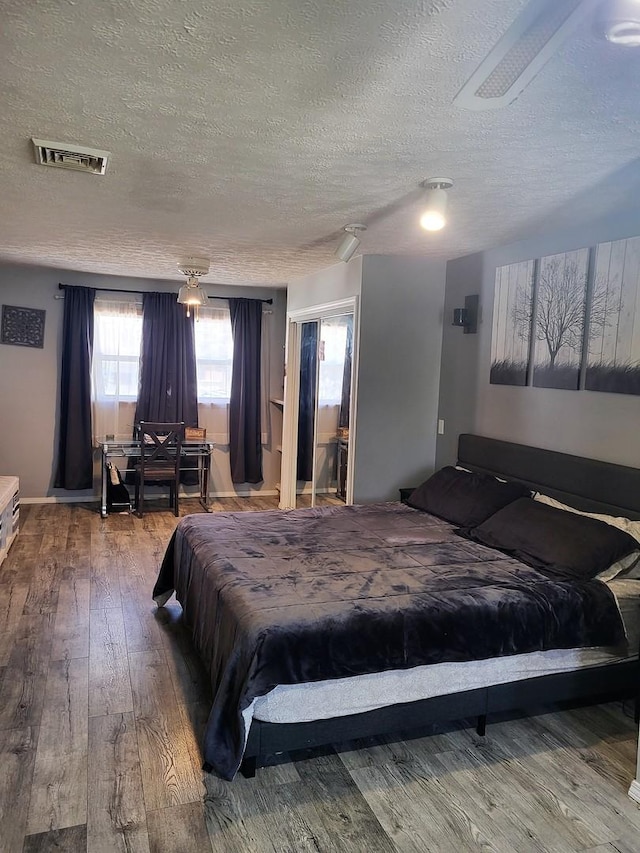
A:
[21, 496, 95, 505]
[628, 779, 640, 804]
[21, 488, 281, 505]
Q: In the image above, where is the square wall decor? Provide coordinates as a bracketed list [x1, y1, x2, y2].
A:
[1, 305, 46, 348]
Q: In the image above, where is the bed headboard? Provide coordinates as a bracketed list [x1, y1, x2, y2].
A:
[457, 434, 640, 521]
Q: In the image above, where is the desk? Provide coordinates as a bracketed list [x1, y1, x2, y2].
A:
[100, 440, 213, 518]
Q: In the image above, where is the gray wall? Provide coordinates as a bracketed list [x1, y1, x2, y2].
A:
[436, 210, 640, 469]
[0, 262, 285, 499]
[354, 256, 446, 501]
[286, 254, 447, 503]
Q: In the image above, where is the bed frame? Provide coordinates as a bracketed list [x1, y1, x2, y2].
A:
[238, 434, 640, 776]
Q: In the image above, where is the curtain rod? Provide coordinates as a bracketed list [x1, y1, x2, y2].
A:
[58, 282, 273, 304]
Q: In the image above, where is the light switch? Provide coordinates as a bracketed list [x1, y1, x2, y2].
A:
[438, 419, 445, 435]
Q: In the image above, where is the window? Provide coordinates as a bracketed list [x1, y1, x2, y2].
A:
[93, 300, 142, 400]
[92, 300, 142, 441]
[318, 323, 348, 404]
[90, 299, 237, 442]
[194, 306, 234, 401]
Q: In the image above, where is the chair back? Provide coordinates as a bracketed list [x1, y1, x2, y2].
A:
[137, 422, 185, 478]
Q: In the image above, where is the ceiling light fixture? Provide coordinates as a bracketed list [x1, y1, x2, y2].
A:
[419, 178, 453, 231]
[177, 257, 209, 316]
[598, 0, 640, 46]
[335, 224, 367, 263]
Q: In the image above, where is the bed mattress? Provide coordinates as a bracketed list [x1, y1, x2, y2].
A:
[155, 503, 631, 778]
[248, 577, 640, 726]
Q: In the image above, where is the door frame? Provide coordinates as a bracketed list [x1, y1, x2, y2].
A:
[280, 297, 359, 509]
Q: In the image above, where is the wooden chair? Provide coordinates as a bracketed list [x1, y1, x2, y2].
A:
[134, 422, 184, 517]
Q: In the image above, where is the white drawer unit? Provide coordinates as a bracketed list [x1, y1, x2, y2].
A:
[0, 476, 19, 568]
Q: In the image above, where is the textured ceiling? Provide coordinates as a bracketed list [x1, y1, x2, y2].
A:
[0, 0, 639, 286]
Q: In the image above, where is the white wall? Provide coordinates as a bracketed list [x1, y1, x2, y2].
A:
[0, 262, 286, 499]
[287, 256, 362, 311]
[436, 210, 640, 469]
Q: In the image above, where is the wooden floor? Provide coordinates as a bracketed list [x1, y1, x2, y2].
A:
[1, 498, 639, 853]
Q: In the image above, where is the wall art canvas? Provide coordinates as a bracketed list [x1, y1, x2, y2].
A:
[490, 260, 535, 386]
[531, 248, 589, 390]
[1, 304, 46, 348]
[585, 236, 640, 395]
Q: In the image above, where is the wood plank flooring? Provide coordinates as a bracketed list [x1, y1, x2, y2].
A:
[0, 498, 639, 852]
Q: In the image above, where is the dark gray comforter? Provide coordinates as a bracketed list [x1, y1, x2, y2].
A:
[153, 502, 625, 780]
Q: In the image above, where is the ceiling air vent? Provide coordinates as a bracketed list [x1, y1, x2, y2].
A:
[453, 0, 598, 110]
[32, 138, 110, 175]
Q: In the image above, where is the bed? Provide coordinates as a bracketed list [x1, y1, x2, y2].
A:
[153, 434, 640, 780]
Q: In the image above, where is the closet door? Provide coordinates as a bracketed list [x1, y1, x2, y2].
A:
[313, 314, 353, 507]
[295, 321, 318, 508]
[280, 297, 358, 511]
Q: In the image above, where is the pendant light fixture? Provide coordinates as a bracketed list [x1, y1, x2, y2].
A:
[177, 257, 209, 317]
[419, 178, 453, 231]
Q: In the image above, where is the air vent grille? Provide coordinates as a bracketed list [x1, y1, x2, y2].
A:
[453, 0, 594, 110]
[474, 2, 581, 99]
[32, 138, 110, 175]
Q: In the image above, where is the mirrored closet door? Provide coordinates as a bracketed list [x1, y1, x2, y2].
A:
[312, 313, 353, 507]
[280, 301, 357, 510]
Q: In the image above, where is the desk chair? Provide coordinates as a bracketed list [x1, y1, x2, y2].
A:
[134, 422, 184, 517]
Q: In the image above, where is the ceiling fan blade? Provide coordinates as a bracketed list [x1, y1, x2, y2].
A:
[454, 0, 600, 110]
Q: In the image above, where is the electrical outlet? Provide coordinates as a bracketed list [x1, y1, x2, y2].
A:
[437, 419, 445, 435]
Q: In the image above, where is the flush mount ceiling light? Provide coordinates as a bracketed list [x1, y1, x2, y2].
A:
[419, 178, 453, 231]
[335, 224, 367, 263]
[177, 257, 209, 316]
[597, 0, 640, 45]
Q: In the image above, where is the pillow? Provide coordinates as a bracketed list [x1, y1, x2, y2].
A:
[461, 497, 639, 580]
[455, 464, 507, 483]
[534, 493, 640, 580]
[534, 492, 640, 544]
[597, 551, 640, 583]
[406, 466, 530, 527]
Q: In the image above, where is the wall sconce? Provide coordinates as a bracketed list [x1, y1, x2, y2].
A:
[452, 294, 479, 334]
[419, 178, 453, 231]
[335, 224, 367, 262]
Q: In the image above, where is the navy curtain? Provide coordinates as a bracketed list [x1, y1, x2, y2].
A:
[54, 285, 96, 490]
[338, 316, 353, 430]
[297, 321, 318, 482]
[229, 298, 263, 484]
[134, 292, 198, 484]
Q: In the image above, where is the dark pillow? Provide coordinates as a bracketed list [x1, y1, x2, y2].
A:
[460, 497, 638, 580]
[406, 466, 530, 527]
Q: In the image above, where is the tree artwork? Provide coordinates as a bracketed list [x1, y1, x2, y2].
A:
[490, 260, 534, 386]
[491, 238, 640, 396]
[491, 250, 589, 390]
[585, 237, 640, 395]
[530, 250, 589, 389]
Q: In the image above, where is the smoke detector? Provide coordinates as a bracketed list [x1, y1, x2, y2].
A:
[32, 138, 110, 175]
